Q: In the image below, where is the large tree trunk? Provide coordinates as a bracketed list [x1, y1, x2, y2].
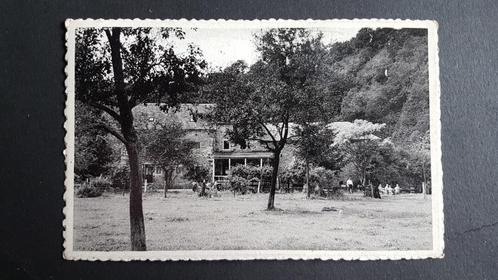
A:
[164, 169, 174, 198]
[361, 167, 372, 198]
[267, 150, 281, 210]
[125, 142, 146, 251]
[107, 28, 146, 251]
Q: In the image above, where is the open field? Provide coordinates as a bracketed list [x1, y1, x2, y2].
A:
[73, 190, 432, 251]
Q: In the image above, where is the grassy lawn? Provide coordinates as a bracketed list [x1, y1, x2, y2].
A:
[73, 190, 432, 251]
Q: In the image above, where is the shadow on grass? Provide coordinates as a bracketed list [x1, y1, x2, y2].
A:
[263, 208, 324, 215]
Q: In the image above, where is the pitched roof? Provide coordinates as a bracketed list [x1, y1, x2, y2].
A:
[133, 103, 215, 130]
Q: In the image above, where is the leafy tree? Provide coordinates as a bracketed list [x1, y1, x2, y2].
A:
[330, 120, 386, 188]
[328, 28, 429, 146]
[280, 163, 322, 192]
[405, 131, 431, 191]
[140, 120, 196, 198]
[75, 27, 206, 250]
[292, 124, 341, 197]
[207, 29, 332, 210]
[184, 164, 210, 183]
[74, 101, 116, 179]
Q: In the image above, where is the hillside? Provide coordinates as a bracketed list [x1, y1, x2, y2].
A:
[327, 28, 429, 148]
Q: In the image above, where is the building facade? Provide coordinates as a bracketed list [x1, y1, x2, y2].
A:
[133, 104, 279, 186]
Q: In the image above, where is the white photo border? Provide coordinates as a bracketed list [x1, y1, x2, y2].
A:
[64, 18, 444, 261]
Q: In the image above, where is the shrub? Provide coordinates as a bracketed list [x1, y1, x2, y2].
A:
[92, 176, 112, 190]
[229, 164, 251, 179]
[228, 175, 250, 194]
[146, 178, 164, 192]
[227, 164, 272, 194]
[76, 177, 111, 198]
[280, 164, 341, 193]
[230, 164, 272, 182]
[76, 183, 103, 198]
[312, 167, 340, 190]
[280, 165, 304, 191]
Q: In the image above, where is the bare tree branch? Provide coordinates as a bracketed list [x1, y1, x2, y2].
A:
[104, 29, 112, 42]
[246, 137, 275, 152]
[93, 123, 127, 144]
[259, 122, 278, 145]
[88, 102, 121, 122]
[261, 140, 275, 152]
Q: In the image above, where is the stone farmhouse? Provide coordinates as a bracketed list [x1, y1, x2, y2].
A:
[132, 103, 296, 188]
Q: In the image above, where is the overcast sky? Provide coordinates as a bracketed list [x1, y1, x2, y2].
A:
[168, 27, 361, 71]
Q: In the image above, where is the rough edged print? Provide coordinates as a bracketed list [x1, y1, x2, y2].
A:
[64, 19, 443, 261]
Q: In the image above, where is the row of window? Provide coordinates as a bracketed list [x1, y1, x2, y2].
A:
[147, 165, 186, 175]
[192, 140, 231, 150]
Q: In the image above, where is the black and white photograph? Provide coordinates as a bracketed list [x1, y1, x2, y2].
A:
[64, 19, 443, 260]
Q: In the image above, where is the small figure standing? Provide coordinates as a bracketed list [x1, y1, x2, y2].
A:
[373, 183, 381, 199]
[199, 179, 208, 197]
[379, 183, 385, 194]
[346, 178, 354, 193]
[191, 181, 199, 192]
[314, 183, 320, 196]
[394, 184, 401, 195]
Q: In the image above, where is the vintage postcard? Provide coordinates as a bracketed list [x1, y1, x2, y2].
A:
[64, 19, 443, 261]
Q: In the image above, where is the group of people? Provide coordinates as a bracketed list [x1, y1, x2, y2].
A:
[343, 178, 402, 199]
[379, 184, 401, 195]
[192, 180, 218, 197]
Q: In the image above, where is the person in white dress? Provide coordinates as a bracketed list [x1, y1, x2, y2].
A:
[346, 178, 354, 193]
[379, 184, 385, 194]
[394, 184, 401, 195]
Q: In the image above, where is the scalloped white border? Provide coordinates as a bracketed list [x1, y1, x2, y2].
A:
[64, 18, 444, 261]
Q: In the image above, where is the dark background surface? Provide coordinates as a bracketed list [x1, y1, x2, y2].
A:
[0, 0, 497, 279]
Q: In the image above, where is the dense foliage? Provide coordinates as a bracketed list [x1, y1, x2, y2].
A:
[110, 165, 130, 190]
[75, 102, 116, 180]
[206, 28, 344, 209]
[229, 164, 272, 182]
[328, 28, 429, 148]
[227, 164, 273, 194]
[75, 27, 207, 250]
[76, 177, 112, 198]
[139, 118, 204, 197]
[202, 27, 430, 200]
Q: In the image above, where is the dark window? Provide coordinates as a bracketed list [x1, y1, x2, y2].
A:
[247, 158, 260, 166]
[215, 159, 230, 175]
[223, 140, 230, 150]
[231, 158, 245, 166]
[192, 142, 201, 149]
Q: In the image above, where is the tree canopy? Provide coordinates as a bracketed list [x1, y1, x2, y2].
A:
[206, 28, 343, 209]
[75, 27, 207, 133]
[74, 101, 116, 179]
[139, 119, 196, 197]
[75, 27, 207, 250]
